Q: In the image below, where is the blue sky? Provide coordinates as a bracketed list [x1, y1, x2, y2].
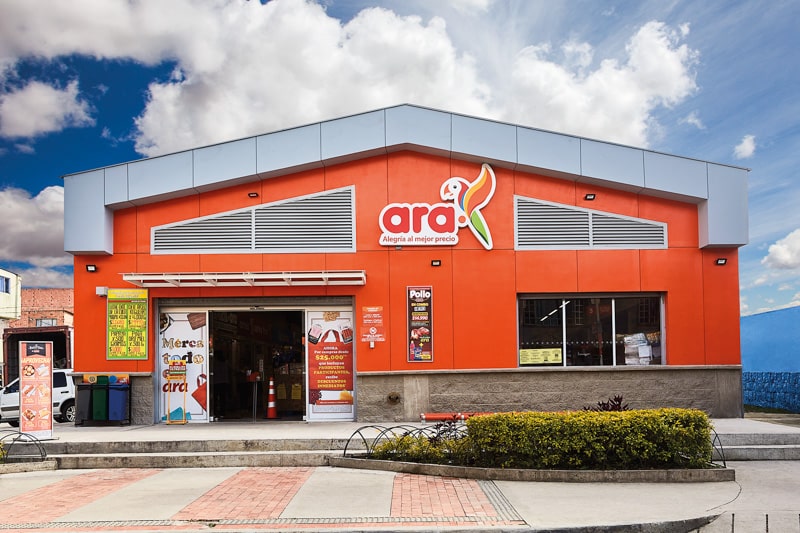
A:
[0, 0, 798, 316]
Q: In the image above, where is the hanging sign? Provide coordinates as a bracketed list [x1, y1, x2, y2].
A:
[407, 286, 433, 362]
[378, 163, 496, 250]
[18, 341, 54, 439]
[107, 288, 149, 360]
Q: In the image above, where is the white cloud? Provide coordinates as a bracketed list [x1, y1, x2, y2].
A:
[0, 0, 699, 155]
[734, 134, 756, 159]
[134, 2, 493, 156]
[0, 186, 71, 268]
[14, 143, 34, 154]
[680, 110, 704, 129]
[506, 21, 698, 147]
[762, 228, 800, 270]
[15, 267, 73, 289]
[445, 0, 494, 16]
[0, 80, 94, 138]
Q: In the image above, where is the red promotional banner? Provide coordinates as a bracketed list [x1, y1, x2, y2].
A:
[407, 286, 433, 362]
[19, 341, 54, 438]
[306, 310, 354, 420]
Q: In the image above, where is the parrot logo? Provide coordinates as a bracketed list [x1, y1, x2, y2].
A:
[439, 163, 497, 250]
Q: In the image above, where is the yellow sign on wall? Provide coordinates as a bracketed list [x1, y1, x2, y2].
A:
[519, 348, 563, 365]
[107, 288, 149, 360]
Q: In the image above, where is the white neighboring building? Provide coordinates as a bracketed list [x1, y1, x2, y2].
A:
[0, 268, 22, 383]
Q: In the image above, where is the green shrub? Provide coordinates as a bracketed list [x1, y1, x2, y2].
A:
[369, 409, 713, 470]
[466, 409, 712, 469]
[372, 434, 456, 464]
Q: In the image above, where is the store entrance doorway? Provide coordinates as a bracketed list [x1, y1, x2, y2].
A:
[209, 310, 305, 421]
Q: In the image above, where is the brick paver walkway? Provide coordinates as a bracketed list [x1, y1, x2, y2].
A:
[0, 467, 525, 531]
[391, 473, 497, 517]
[172, 467, 314, 521]
[0, 468, 158, 524]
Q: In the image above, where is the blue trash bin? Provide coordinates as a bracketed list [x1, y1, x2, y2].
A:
[108, 384, 129, 421]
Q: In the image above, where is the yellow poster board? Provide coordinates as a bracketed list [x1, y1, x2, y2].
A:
[107, 288, 149, 360]
[520, 348, 563, 365]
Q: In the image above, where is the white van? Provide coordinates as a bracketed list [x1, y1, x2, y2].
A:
[0, 368, 76, 427]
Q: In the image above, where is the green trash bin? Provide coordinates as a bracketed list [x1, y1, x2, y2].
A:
[92, 376, 109, 420]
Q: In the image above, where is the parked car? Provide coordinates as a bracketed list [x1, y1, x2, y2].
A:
[0, 368, 76, 427]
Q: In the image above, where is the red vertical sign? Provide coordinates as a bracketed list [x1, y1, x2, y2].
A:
[407, 286, 433, 362]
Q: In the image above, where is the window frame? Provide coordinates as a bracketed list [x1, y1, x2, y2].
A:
[517, 293, 665, 368]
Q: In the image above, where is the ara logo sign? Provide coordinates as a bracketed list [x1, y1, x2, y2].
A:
[378, 164, 497, 250]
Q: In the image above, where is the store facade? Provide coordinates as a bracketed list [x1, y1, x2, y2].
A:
[64, 105, 748, 424]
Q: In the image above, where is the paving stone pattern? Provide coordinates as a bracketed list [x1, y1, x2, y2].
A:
[0, 467, 525, 531]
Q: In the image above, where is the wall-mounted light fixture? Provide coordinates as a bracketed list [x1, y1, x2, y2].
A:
[248, 192, 259, 198]
[715, 258, 728, 266]
[95, 286, 108, 297]
[431, 259, 441, 267]
[86, 264, 97, 273]
[584, 193, 596, 201]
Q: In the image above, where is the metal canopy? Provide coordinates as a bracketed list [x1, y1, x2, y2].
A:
[122, 271, 366, 288]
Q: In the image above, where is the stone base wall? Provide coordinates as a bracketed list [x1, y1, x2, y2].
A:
[356, 366, 743, 422]
[130, 375, 154, 425]
[743, 372, 800, 413]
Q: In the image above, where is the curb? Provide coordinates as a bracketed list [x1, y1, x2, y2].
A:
[329, 456, 735, 483]
[0, 460, 57, 474]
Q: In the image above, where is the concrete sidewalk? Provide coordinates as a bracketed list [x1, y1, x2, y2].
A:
[0, 418, 798, 532]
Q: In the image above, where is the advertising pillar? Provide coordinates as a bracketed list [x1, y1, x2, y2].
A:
[18, 341, 53, 439]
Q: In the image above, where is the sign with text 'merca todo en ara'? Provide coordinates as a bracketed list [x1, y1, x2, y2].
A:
[378, 163, 497, 250]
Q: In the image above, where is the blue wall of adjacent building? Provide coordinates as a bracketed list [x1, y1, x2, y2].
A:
[741, 305, 800, 412]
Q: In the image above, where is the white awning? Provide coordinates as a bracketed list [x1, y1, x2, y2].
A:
[122, 271, 366, 288]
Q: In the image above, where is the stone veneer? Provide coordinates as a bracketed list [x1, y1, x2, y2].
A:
[356, 366, 744, 422]
[78, 366, 743, 425]
[743, 371, 800, 413]
[129, 375, 155, 425]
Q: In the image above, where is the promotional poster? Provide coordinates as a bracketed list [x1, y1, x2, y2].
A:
[18, 341, 54, 439]
[158, 311, 209, 422]
[306, 310, 354, 420]
[107, 288, 148, 360]
[407, 287, 433, 362]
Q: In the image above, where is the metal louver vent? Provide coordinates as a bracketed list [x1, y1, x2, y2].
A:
[515, 197, 666, 250]
[152, 187, 355, 254]
[517, 201, 590, 247]
[592, 213, 665, 246]
[153, 212, 252, 251]
[255, 188, 353, 251]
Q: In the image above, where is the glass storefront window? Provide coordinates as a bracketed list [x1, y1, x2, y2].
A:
[518, 295, 662, 367]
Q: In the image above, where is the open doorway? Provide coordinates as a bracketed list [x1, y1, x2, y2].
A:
[209, 310, 304, 421]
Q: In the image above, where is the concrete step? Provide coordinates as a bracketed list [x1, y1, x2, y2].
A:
[713, 444, 800, 461]
[51, 450, 340, 469]
[713, 432, 800, 461]
[40, 438, 357, 455]
[13, 437, 368, 469]
[715, 432, 800, 446]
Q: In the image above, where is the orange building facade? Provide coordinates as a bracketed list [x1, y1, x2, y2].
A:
[65, 105, 748, 424]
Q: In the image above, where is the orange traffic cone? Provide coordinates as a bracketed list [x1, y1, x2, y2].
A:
[265, 377, 278, 419]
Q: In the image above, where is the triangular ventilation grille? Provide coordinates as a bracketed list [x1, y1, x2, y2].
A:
[152, 187, 355, 254]
[515, 196, 667, 249]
